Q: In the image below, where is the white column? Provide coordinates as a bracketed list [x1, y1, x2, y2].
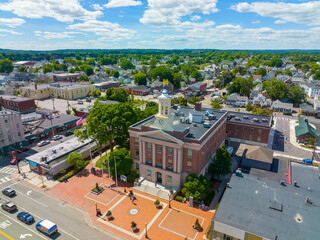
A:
[139, 140, 142, 163]
[142, 141, 146, 163]
[177, 148, 182, 173]
[162, 146, 166, 170]
[152, 143, 156, 167]
[173, 148, 177, 172]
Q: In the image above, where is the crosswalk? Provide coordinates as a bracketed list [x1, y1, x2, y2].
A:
[0, 167, 17, 175]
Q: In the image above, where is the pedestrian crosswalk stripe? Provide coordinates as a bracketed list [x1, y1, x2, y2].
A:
[0, 167, 16, 175]
[0, 176, 11, 185]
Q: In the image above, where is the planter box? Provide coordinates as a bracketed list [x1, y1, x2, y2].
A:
[131, 226, 137, 231]
[155, 203, 160, 208]
[91, 187, 104, 195]
[107, 214, 112, 220]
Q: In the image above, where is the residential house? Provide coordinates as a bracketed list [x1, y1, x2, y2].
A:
[271, 100, 293, 113]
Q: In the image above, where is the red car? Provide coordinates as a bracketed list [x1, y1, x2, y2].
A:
[10, 158, 21, 165]
[17, 147, 29, 153]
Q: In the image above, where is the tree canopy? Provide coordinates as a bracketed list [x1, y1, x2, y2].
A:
[133, 72, 147, 85]
[211, 99, 222, 109]
[227, 77, 254, 97]
[208, 145, 231, 179]
[105, 88, 129, 102]
[288, 86, 306, 104]
[120, 58, 135, 70]
[262, 78, 288, 100]
[101, 148, 133, 177]
[0, 59, 13, 73]
[181, 174, 211, 201]
[66, 152, 86, 170]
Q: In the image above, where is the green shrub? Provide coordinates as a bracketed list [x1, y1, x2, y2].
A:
[175, 196, 183, 202]
[127, 170, 139, 183]
[56, 161, 88, 182]
[60, 169, 66, 174]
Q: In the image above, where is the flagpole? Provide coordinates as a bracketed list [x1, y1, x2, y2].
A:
[86, 124, 93, 169]
[114, 156, 118, 189]
[108, 155, 111, 188]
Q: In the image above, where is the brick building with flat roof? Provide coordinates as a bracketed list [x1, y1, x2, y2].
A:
[53, 73, 80, 82]
[0, 95, 36, 114]
[129, 88, 273, 188]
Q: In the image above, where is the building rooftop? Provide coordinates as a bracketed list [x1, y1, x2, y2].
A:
[244, 145, 273, 164]
[227, 111, 272, 127]
[0, 95, 34, 102]
[295, 117, 318, 138]
[214, 169, 320, 240]
[272, 100, 293, 109]
[131, 106, 227, 141]
[22, 82, 92, 90]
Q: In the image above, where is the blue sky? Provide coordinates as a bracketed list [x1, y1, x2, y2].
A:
[0, 0, 319, 50]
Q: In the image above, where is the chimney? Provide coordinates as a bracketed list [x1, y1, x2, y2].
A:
[35, 84, 37, 90]
[195, 102, 202, 111]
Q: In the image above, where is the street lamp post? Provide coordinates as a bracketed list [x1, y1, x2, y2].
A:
[168, 193, 172, 208]
[145, 222, 148, 239]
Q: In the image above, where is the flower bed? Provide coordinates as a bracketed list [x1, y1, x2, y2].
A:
[91, 186, 104, 195]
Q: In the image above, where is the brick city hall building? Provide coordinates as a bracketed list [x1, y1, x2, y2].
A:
[129, 88, 271, 188]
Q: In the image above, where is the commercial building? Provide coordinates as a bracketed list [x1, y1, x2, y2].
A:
[212, 164, 320, 240]
[53, 73, 80, 82]
[0, 95, 36, 114]
[20, 82, 95, 100]
[93, 81, 120, 92]
[240, 144, 273, 171]
[0, 110, 26, 155]
[26, 137, 96, 175]
[226, 112, 272, 147]
[124, 85, 150, 96]
[295, 117, 318, 144]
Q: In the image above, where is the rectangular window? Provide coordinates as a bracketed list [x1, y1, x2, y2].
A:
[242, 134, 246, 140]
[168, 159, 173, 168]
[258, 129, 262, 134]
[249, 135, 252, 141]
[136, 163, 139, 169]
[147, 154, 151, 164]
[235, 125, 239, 130]
[135, 137, 139, 145]
[187, 149, 192, 158]
[167, 175, 172, 183]
[147, 170, 151, 177]
[135, 149, 139, 157]
[157, 145, 162, 153]
[235, 133, 238, 138]
[243, 127, 246, 131]
[168, 147, 173, 156]
[157, 158, 162, 166]
[187, 161, 192, 170]
[257, 136, 261, 142]
[250, 128, 254, 133]
[147, 142, 151, 151]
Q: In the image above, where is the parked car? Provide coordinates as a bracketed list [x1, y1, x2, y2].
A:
[283, 112, 292, 116]
[10, 157, 21, 165]
[17, 147, 29, 153]
[2, 188, 16, 197]
[36, 219, 58, 236]
[64, 130, 73, 136]
[37, 140, 50, 147]
[86, 97, 91, 102]
[52, 135, 62, 141]
[302, 159, 312, 164]
[227, 146, 234, 156]
[77, 100, 83, 104]
[1, 202, 17, 212]
[17, 212, 34, 224]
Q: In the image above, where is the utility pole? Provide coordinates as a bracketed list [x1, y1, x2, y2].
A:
[52, 97, 55, 111]
[50, 113, 55, 137]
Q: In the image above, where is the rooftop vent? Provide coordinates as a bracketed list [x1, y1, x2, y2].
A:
[203, 121, 212, 128]
[230, 114, 235, 118]
[243, 115, 249, 119]
[208, 114, 216, 120]
[269, 200, 283, 212]
[253, 118, 259, 123]
[235, 117, 241, 121]
[262, 119, 268, 122]
[52, 149, 57, 154]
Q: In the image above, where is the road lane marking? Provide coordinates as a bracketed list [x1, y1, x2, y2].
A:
[14, 190, 48, 208]
[0, 230, 15, 240]
[0, 211, 47, 240]
[0, 182, 19, 190]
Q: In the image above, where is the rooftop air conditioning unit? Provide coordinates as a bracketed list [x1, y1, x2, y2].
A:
[235, 117, 241, 121]
[262, 119, 268, 122]
[243, 115, 249, 119]
[52, 149, 57, 154]
[230, 114, 235, 118]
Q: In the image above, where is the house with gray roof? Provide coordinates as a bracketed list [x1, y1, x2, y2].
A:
[271, 100, 293, 113]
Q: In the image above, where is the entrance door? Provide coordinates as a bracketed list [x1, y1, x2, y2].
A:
[156, 172, 162, 183]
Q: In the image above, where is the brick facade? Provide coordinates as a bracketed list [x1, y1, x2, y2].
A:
[0, 96, 36, 114]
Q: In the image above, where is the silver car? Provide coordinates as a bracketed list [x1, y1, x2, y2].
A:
[52, 135, 62, 141]
[37, 140, 50, 147]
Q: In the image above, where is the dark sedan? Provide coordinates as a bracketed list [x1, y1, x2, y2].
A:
[17, 212, 34, 224]
[2, 188, 16, 197]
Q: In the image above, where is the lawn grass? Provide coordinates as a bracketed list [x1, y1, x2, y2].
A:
[131, 100, 144, 108]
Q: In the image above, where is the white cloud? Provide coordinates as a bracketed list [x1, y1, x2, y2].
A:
[104, 0, 142, 8]
[66, 20, 136, 39]
[0, 0, 103, 23]
[92, 4, 103, 11]
[33, 31, 80, 39]
[0, 29, 21, 35]
[231, 1, 320, 26]
[0, 18, 25, 27]
[140, 0, 218, 29]
[252, 20, 260, 24]
[274, 20, 286, 24]
[190, 15, 201, 21]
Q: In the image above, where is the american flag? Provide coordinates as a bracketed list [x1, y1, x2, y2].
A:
[76, 114, 87, 126]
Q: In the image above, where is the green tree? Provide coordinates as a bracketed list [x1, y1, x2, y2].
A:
[269, 56, 283, 67]
[208, 145, 231, 179]
[246, 102, 253, 111]
[83, 65, 94, 76]
[43, 64, 53, 74]
[262, 78, 288, 100]
[105, 88, 129, 102]
[91, 89, 101, 97]
[150, 66, 173, 84]
[69, 68, 76, 73]
[0, 59, 13, 73]
[66, 152, 85, 170]
[288, 86, 306, 104]
[79, 75, 89, 81]
[227, 77, 254, 97]
[219, 71, 234, 86]
[111, 69, 119, 78]
[172, 73, 182, 89]
[103, 148, 133, 177]
[211, 99, 222, 109]
[120, 58, 135, 70]
[17, 65, 27, 72]
[255, 68, 267, 76]
[284, 68, 293, 76]
[33, 67, 39, 73]
[181, 174, 211, 201]
[134, 72, 147, 85]
[190, 70, 204, 81]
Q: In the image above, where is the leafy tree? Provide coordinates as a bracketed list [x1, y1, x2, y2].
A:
[172, 73, 182, 89]
[190, 70, 204, 81]
[227, 77, 254, 97]
[105, 88, 128, 102]
[284, 68, 293, 76]
[66, 152, 85, 170]
[91, 89, 101, 97]
[262, 78, 288, 100]
[79, 75, 89, 81]
[0, 59, 13, 73]
[120, 58, 135, 70]
[232, 66, 246, 75]
[255, 68, 266, 76]
[33, 67, 39, 73]
[111, 69, 119, 78]
[134, 72, 147, 85]
[268, 57, 283, 67]
[17, 65, 27, 72]
[69, 68, 76, 73]
[102, 148, 133, 177]
[211, 99, 222, 109]
[309, 138, 316, 148]
[43, 64, 53, 74]
[246, 102, 253, 111]
[208, 145, 231, 179]
[83, 65, 94, 76]
[151, 66, 173, 84]
[219, 71, 234, 87]
[288, 86, 306, 104]
[181, 174, 211, 201]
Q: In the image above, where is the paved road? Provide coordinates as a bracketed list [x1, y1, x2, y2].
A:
[0, 167, 117, 240]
